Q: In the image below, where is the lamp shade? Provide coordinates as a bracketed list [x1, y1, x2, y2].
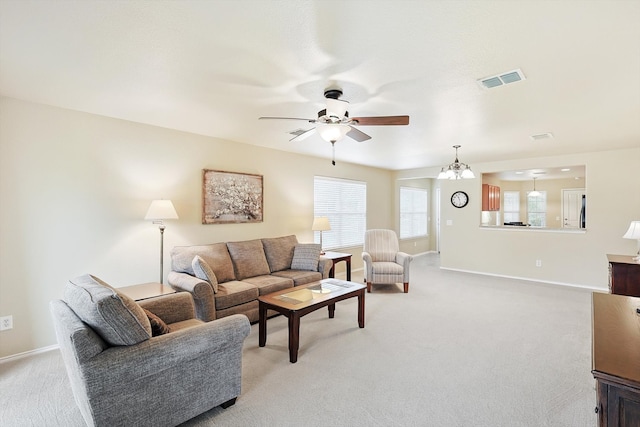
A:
[145, 200, 179, 220]
[317, 123, 350, 143]
[623, 221, 640, 240]
[312, 217, 331, 231]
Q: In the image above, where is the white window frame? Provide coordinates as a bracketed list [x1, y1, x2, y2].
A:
[314, 176, 367, 250]
[503, 191, 520, 223]
[399, 186, 428, 239]
[527, 191, 547, 227]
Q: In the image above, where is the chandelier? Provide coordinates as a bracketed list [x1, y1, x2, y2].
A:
[437, 145, 475, 180]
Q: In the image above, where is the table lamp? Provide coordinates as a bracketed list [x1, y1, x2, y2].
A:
[622, 220, 640, 261]
[145, 200, 179, 283]
[312, 217, 331, 254]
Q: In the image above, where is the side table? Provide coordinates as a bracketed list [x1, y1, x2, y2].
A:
[118, 282, 176, 301]
[322, 251, 352, 281]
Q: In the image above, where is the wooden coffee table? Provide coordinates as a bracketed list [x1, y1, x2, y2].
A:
[258, 279, 366, 363]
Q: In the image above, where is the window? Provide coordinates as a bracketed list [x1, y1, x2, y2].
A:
[527, 191, 547, 227]
[503, 191, 520, 223]
[399, 187, 428, 239]
[314, 176, 367, 249]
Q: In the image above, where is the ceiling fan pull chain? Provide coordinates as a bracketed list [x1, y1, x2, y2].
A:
[331, 141, 336, 166]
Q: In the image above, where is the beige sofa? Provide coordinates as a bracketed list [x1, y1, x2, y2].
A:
[168, 235, 330, 323]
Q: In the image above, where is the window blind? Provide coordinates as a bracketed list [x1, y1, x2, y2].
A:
[527, 191, 547, 227]
[314, 176, 367, 249]
[399, 187, 428, 239]
[503, 191, 520, 223]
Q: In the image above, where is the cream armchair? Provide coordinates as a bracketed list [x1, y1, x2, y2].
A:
[362, 229, 413, 293]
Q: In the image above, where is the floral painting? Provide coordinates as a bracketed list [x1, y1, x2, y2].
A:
[202, 170, 263, 224]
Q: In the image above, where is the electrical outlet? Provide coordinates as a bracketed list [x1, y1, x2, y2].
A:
[535, 260, 542, 267]
[0, 315, 13, 331]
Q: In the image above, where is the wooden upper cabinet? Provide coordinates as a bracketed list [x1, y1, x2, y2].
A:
[482, 184, 501, 211]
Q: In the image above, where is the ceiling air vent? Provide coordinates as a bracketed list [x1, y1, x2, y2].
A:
[477, 68, 526, 89]
[530, 132, 554, 141]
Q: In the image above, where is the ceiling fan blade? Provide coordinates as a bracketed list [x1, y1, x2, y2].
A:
[259, 116, 317, 123]
[346, 126, 371, 142]
[351, 115, 410, 126]
[289, 128, 316, 142]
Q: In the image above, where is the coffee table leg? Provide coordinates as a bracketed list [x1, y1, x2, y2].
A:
[259, 302, 267, 347]
[288, 313, 300, 363]
[328, 303, 335, 318]
[358, 290, 365, 328]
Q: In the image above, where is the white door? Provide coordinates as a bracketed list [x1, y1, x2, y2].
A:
[562, 189, 585, 228]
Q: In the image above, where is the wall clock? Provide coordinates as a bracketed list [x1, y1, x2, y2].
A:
[451, 191, 469, 208]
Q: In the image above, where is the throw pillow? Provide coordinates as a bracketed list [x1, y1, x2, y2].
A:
[192, 255, 219, 293]
[143, 308, 171, 336]
[291, 244, 322, 271]
[170, 243, 235, 283]
[226, 239, 271, 280]
[262, 235, 298, 272]
[64, 274, 152, 346]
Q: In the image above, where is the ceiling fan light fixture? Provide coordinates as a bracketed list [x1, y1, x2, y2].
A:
[437, 145, 475, 180]
[325, 98, 349, 119]
[317, 123, 350, 143]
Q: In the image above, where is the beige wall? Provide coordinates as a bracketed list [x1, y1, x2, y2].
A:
[2, 95, 638, 358]
[398, 148, 640, 288]
[0, 97, 397, 357]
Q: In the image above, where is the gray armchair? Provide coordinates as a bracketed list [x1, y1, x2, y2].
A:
[50, 274, 250, 427]
[362, 229, 413, 293]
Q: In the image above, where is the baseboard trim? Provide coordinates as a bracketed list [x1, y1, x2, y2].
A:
[439, 266, 607, 292]
[0, 344, 59, 364]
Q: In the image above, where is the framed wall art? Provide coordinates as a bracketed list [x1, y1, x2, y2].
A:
[202, 169, 263, 224]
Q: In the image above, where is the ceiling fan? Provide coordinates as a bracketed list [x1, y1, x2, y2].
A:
[259, 88, 409, 165]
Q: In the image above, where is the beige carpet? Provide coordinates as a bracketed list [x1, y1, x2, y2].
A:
[0, 253, 596, 426]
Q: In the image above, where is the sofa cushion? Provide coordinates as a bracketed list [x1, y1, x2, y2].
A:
[171, 243, 235, 283]
[291, 243, 322, 271]
[192, 255, 219, 293]
[64, 274, 151, 346]
[143, 308, 171, 336]
[215, 280, 260, 311]
[227, 239, 271, 281]
[243, 275, 294, 295]
[271, 270, 323, 286]
[262, 235, 298, 272]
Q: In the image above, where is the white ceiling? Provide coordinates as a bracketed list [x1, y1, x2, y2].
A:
[1, 1, 639, 171]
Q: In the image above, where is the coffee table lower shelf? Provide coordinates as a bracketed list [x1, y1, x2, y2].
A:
[258, 279, 366, 363]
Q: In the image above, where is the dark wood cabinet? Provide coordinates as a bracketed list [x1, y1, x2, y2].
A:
[607, 254, 640, 297]
[592, 292, 640, 427]
[482, 184, 501, 211]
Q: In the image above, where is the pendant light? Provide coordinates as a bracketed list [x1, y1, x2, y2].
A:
[529, 177, 541, 197]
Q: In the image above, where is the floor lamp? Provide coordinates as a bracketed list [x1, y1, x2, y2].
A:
[145, 200, 179, 283]
[312, 217, 331, 255]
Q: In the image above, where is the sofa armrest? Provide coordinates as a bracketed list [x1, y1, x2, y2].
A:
[362, 251, 373, 281]
[80, 314, 251, 395]
[396, 252, 413, 269]
[138, 292, 196, 324]
[396, 252, 413, 283]
[167, 271, 217, 322]
[318, 257, 331, 279]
